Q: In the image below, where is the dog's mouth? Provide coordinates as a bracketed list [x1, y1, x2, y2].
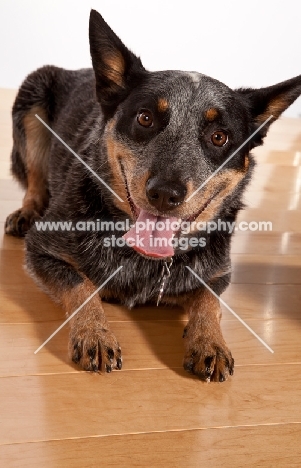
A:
[121, 170, 217, 259]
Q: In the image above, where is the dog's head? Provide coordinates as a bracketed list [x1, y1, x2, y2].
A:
[89, 10, 301, 259]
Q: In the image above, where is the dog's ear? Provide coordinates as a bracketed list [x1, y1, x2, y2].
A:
[89, 10, 146, 117]
[237, 75, 301, 147]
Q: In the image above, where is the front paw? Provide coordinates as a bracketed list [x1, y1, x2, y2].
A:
[183, 327, 234, 382]
[69, 324, 122, 373]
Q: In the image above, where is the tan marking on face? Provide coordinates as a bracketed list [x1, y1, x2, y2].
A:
[158, 98, 169, 112]
[105, 119, 249, 223]
[178, 167, 248, 233]
[103, 51, 125, 87]
[245, 155, 249, 170]
[192, 169, 244, 223]
[23, 106, 50, 214]
[104, 121, 137, 217]
[204, 108, 219, 122]
[129, 170, 151, 208]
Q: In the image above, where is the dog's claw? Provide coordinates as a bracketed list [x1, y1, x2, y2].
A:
[107, 348, 114, 362]
[183, 328, 234, 382]
[116, 357, 123, 370]
[69, 326, 122, 374]
[72, 343, 82, 364]
[87, 347, 97, 360]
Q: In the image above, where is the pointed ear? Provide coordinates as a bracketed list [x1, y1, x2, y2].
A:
[89, 10, 146, 117]
[237, 75, 301, 146]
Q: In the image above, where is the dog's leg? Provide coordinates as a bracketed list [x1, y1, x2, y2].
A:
[5, 106, 50, 237]
[26, 250, 122, 372]
[181, 287, 234, 382]
[5, 105, 50, 237]
[66, 277, 122, 372]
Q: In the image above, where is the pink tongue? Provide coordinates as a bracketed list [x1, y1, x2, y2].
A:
[123, 210, 178, 258]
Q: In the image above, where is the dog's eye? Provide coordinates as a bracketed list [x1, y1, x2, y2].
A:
[211, 131, 228, 147]
[137, 110, 153, 128]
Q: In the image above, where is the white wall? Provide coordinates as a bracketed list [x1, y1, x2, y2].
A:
[1, 0, 301, 116]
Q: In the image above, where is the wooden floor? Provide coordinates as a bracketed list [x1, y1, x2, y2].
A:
[0, 88, 301, 467]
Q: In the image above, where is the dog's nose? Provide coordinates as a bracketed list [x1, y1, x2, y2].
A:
[146, 177, 187, 211]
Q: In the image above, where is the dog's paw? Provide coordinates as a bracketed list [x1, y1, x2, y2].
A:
[183, 327, 234, 382]
[69, 326, 122, 373]
[5, 208, 39, 237]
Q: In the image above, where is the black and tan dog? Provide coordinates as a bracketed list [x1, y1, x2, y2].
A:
[5, 10, 301, 381]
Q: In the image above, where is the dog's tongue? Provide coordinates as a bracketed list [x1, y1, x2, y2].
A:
[123, 210, 177, 258]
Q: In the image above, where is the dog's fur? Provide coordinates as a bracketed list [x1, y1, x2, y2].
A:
[5, 10, 301, 381]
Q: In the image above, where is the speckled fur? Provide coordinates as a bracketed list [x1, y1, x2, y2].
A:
[6, 10, 301, 380]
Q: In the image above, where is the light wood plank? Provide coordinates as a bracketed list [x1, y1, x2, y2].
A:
[232, 232, 301, 255]
[1, 366, 301, 445]
[253, 149, 301, 166]
[236, 208, 301, 233]
[222, 283, 301, 320]
[231, 254, 301, 284]
[243, 189, 301, 211]
[1, 424, 300, 468]
[246, 165, 301, 192]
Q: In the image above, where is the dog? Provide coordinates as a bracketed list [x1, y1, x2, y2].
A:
[5, 9, 301, 381]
